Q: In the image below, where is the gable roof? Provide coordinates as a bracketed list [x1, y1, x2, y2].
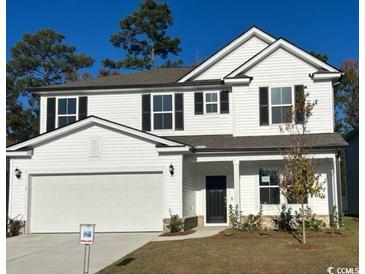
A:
[31, 67, 197, 92]
[226, 38, 340, 78]
[6, 116, 188, 151]
[177, 26, 276, 82]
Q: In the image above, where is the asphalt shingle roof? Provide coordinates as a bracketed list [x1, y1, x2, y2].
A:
[163, 133, 347, 151]
[32, 67, 202, 91]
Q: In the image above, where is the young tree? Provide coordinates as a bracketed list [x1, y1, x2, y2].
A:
[7, 29, 94, 141]
[103, 0, 182, 70]
[279, 90, 325, 244]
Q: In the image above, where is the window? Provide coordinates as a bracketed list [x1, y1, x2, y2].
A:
[205, 92, 218, 113]
[271, 87, 292, 124]
[259, 169, 280, 204]
[57, 98, 77, 127]
[153, 95, 173, 129]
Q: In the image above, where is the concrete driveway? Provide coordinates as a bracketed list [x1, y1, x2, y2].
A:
[7, 233, 159, 274]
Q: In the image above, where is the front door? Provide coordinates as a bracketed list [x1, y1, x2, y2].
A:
[206, 176, 227, 223]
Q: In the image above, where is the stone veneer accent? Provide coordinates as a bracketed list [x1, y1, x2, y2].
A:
[163, 215, 205, 232]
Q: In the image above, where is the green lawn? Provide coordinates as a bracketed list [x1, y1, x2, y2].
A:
[99, 217, 358, 274]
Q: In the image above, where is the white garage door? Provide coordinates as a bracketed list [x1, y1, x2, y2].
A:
[30, 173, 163, 233]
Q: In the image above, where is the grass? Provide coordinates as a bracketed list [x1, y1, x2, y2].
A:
[98, 217, 358, 274]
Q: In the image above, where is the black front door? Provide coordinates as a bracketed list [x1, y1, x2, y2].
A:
[206, 176, 227, 223]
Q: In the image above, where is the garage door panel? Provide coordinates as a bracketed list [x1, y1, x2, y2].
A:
[30, 173, 163, 233]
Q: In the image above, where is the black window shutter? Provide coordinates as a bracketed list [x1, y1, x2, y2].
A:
[142, 94, 151, 131]
[175, 93, 184, 130]
[259, 87, 269, 126]
[220, 90, 229, 114]
[78, 96, 88, 120]
[295, 85, 305, 124]
[46, 97, 56, 131]
[194, 92, 203, 115]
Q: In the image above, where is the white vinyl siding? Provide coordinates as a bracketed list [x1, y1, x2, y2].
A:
[195, 36, 269, 80]
[239, 160, 333, 216]
[233, 48, 334, 136]
[183, 155, 196, 217]
[9, 124, 183, 224]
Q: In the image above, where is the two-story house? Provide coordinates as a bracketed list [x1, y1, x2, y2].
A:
[6, 27, 347, 233]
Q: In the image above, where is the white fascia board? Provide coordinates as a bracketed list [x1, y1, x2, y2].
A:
[309, 72, 343, 80]
[32, 83, 227, 96]
[195, 152, 336, 162]
[6, 116, 185, 151]
[224, 78, 252, 85]
[227, 39, 339, 78]
[177, 27, 276, 83]
[156, 146, 192, 154]
[6, 150, 33, 157]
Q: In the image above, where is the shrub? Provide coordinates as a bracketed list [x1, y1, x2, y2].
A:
[228, 204, 241, 231]
[7, 217, 24, 237]
[273, 205, 295, 232]
[167, 214, 183, 233]
[242, 206, 262, 232]
[223, 228, 235, 237]
[295, 206, 325, 232]
[259, 227, 273, 236]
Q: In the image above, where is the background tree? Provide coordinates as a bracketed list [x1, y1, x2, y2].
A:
[334, 59, 359, 134]
[103, 0, 182, 71]
[309, 51, 328, 63]
[279, 91, 325, 244]
[7, 29, 94, 142]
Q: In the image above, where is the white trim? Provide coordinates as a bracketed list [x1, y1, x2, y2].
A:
[6, 116, 186, 151]
[178, 27, 275, 82]
[224, 78, 251, 85]
[226, 39, 339, 78]
[310, 72, 342, 80]
[32, 83, 227, 95]
[6, 150, 33, 157]
[196, 153, 336, 162]
[156, 146, 191, 153]
[233, 160, 240, 212]
[55, 96, 78, 128]
[151, 93, 174, 130]
[204, 91, 219, 114]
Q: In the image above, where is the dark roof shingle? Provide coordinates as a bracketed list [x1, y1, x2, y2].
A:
[163, 133, 347, 151]
[32, 67, 197, 91]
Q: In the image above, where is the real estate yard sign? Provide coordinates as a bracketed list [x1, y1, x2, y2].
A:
[80, 224, 95, 245]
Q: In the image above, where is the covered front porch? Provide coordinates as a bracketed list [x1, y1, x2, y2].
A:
[182, 151, 342, 227]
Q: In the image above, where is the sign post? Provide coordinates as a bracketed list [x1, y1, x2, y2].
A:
[80, 224, 95, 274]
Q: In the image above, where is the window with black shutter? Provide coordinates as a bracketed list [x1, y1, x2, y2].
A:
[78, 96, 88, 120]
[142, 94, 151, 131]
[46, 97, 56, 131]
[295, 85, 305, 124]
[194, 92, 203, 115]
[220, 90, 229, 114]
[259, 87, 269, 125]
[175, 93, 184, 130]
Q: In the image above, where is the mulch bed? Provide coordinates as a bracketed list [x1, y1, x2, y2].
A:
[214, 229, 350, 239]
[160, 229, 195, 237]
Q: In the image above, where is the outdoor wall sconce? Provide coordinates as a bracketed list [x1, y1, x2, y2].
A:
[15, 168, 22, 179]
[169, 164, 174, 176]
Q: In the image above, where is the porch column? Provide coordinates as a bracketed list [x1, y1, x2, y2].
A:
[233, 160, 241, 212]
[332, 156, 339, 209]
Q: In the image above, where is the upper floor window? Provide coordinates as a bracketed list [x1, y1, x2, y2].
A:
[271, 87, 292, 124]
[153, 95, 173, 130]
[205, 92, 218, 113]
[259, 169, 280, 205]
[57, 98, 77, 127]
